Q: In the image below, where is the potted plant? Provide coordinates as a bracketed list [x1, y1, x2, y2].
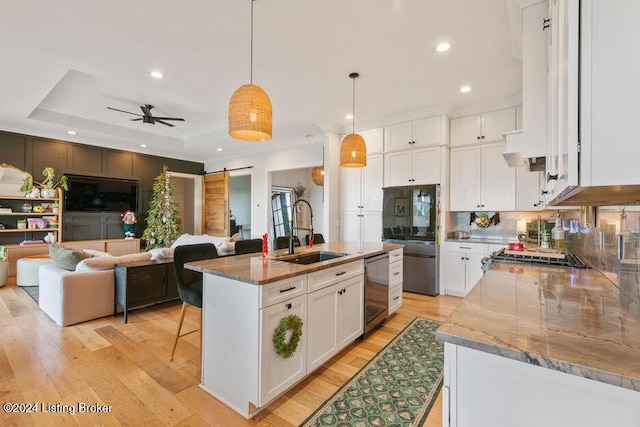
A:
[39, 167, 68, 198]
[20, 177, 39, 198]
[16, 219, 26, 229]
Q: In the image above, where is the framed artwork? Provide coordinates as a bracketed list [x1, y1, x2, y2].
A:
[394, 198, 408, 217]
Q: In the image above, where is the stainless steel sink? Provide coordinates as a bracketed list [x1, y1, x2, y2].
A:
[279, 251, 347, 265]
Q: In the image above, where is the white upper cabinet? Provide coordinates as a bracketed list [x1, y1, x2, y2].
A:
[384, 116, 442, 152]
[450, 108, 516, 146]
[450, 142, 515, 211]
[384, 147, 440, 187]
[359, 127, 384, 155]
[340, 154, 383, 212]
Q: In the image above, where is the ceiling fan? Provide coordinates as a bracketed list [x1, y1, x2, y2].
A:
[107, 104, 185, 127]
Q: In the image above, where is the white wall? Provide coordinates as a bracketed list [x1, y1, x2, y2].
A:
[205, 140, 324, 240]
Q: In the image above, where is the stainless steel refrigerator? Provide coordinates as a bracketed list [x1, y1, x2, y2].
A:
[382, 184, 439, 296]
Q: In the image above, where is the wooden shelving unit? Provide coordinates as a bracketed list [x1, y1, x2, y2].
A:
[0, 189, 63, 244]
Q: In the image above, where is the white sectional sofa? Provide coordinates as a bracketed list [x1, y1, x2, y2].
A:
[38, 251, 157, 327]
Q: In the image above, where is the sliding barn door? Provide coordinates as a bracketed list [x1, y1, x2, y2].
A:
[203, 172, 229, 236]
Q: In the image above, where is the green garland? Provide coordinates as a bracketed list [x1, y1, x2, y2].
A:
[273, 314, 303, 359]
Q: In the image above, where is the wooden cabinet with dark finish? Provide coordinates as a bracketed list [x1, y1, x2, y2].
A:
[71, 144, 103, 174]
[114, 260, 179, 323]
[30, 138, 69, 176]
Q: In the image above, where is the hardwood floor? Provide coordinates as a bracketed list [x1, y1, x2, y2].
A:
[0, 277, 461, 426]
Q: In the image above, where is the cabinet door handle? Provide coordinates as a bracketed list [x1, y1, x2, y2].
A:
[335, 271, 347, 276]
[461, 257, 465, 260]
[460, 246, 471, 249]
[542, 18, 551, 30]
[477, 136, 481, 140]
[547, 173, 558, 182]
[394, 296, 400, 301]
[393, 272, 401, 276]
[481, 135, 485, 139]
[541, 189, 549, 195]
[286, 303, 292, 309]
[466, 257, 470, 261]
[279, 286, 296, 293]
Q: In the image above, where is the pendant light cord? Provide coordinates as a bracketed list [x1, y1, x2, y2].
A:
[250, 0, 254, 84]
[352, 76, 356, 134]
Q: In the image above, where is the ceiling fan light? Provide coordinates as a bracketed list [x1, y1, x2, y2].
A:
[340, 133, 367, 167]
[311, 166, 324, 186]
[228, 83, 273, 142]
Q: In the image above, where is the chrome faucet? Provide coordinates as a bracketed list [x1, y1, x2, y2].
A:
[289, 199, 314, 254]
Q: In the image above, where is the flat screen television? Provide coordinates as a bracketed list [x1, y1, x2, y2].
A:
[64, 174, 138, 212]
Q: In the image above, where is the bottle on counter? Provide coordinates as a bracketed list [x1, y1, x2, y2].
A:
[551, 212, 565, 251]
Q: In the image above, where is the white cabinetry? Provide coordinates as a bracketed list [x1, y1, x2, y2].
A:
[307, 261, 364, 372]
[384, 146, 440, 187]
[259, 293, 307, 405]
[340, 154, 383, 243]
[450, 142, 515, 211]
[388, 248, 403, 315]
[440, 242, 488, 297]
[450, 108, 516, 146]
[384, 116, 443, 151]
[359, 127, 384, 154]
[516, 168, 544, 210]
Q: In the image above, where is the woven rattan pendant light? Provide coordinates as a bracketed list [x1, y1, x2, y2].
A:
[228, 0, 272, 142]
[311, 166, 324, 186]
[340, 72, 366, 167]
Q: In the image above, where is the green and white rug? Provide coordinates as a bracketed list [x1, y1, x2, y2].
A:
[300, 318, 443, 427]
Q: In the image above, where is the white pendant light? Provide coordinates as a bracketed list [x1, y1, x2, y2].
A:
[228, 0, 272, 142]
[340, 72, 366, 168]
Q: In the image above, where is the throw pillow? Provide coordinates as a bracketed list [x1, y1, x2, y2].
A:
[50, 245, 89, 271]
[149, 247, 172, 261]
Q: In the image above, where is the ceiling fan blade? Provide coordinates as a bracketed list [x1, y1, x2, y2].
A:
[155, 119, 175, 127]
[130, 118, 143, 121]
[107, 107, 143, 117]
[152, 117, 185, 121]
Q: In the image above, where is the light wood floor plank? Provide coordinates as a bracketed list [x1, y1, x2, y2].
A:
[0, 280, 461, 427]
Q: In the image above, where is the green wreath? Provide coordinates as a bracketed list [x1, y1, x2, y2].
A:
[272, 314, 303, 359]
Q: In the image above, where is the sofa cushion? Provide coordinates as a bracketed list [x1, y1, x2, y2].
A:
[75, 252, 152, 272]
[50, 245, 89, 271]
[171, 233, 231, 249]
[148, 247, 173, 261]
[82, 249, 113, 258]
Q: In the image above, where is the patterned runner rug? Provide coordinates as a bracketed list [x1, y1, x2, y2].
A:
[300, 317, 443, 427]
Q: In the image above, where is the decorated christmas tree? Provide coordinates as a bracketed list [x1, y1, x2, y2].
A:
[142, 165, 182, 250]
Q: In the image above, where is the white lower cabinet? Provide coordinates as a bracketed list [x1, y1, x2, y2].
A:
[388, 248, 403, 315]
[259, 294, 307, 405]
[441, 243, 488, 297]
[307, 265, 364, 373]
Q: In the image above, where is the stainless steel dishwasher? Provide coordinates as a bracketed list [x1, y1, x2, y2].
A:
[364, 253, 389, 335]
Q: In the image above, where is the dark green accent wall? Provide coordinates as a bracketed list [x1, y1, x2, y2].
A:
[0, 130, 204, 241]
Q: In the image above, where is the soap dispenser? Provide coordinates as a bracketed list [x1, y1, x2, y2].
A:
[551, 212, 565, 251]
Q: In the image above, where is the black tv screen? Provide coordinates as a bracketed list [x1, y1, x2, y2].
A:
[64, 175, 138, 212]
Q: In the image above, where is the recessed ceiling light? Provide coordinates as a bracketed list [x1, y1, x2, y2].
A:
[459, 86, 471, 93]
[150, 70, 164, 79]
[140, 144, 147, 148]
[436, 42, 451, 52]
[345, 114, 354, 120]
[67, 130, 76, 135]
[217, 148, 223, 152]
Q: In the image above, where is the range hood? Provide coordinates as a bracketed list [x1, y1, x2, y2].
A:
[502, 130, 546, 171]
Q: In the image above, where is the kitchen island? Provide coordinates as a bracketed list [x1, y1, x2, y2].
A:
[436, 261, 640, 427]
[185, 241, 403, 419]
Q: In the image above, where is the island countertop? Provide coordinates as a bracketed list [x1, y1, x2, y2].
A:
[184, 241, 403, 285]
[436, 261, 640, 392]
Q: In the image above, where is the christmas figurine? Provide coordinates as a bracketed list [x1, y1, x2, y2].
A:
[122, 210, 137, 239]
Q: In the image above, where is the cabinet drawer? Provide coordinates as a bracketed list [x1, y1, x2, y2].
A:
[389, 260, 403, 287]
[125, 264, 167, 302]
[388, 248, 403, 262]
[389, 284, 402, 315]
[442, 242, 488, 255]
[260, 276, 307, 309]
[307, 260, 364, 293]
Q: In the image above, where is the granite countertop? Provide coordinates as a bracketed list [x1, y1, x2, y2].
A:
[436, 261, 640, 392]
[184, 241, 403, 285]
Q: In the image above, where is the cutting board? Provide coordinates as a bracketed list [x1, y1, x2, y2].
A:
[504, 248, 566, 259]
